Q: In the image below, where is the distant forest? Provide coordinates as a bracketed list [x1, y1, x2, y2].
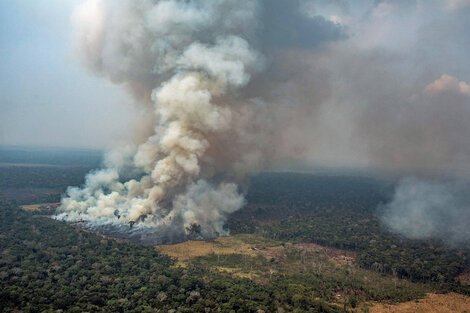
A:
[0, 146, 102, 167]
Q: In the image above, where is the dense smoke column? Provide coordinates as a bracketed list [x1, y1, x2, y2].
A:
[55, 0, 265, 241]
[53, 0, 355, 243]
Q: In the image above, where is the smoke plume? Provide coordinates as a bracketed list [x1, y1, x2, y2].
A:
[380, 177, 470, 246]
[55, 0, 343, 243]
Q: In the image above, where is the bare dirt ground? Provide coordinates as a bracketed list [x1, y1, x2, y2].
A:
[369, 292, 470, 313]
[292, 242, 356, 265]
[456, 270, 470, 286]
[155, 235, 257, 261]
[156, 234, 357, 266]
[20, 202, 60, 211]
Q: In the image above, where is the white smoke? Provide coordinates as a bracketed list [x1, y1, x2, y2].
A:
[55, 0, 266, 241]
[380, 177, 470, 246]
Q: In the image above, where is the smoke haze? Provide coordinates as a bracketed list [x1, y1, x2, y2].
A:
[380, 178, 470, 246]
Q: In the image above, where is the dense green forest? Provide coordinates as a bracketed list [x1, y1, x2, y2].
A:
[1, 199, 352, 313]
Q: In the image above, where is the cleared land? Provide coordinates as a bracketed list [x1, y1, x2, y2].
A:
[155, 234, 260, 261]
[157, 234, 431, 306]
[369, 292, 470, 313]
[20, 202, 60, 211]
[156, 235, 470, 311]
[155, 234, 356, 264]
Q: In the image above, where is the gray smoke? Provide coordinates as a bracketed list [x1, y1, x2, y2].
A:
[380, 177, 470, 245]
[274, 0, 470, 170]
[55, 1, 470, 243]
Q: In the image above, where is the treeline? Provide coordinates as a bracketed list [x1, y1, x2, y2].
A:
[0, 166, 93, 189]
[0, 146, 102, 167]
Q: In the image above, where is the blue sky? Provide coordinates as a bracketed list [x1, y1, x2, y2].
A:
[0, 0, 134, 148]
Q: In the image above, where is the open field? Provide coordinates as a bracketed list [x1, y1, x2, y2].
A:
[292, 242, 356, 266]
[155, 234, 262, 261]
[20, 202, 60, 211]
[369, 292, 470, 313]
[156, 234, 357, 264]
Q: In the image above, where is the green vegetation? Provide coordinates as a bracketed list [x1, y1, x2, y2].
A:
[0, 200, 348, 313]
[193, 246, 430, 303]
[228, 173, 470, 288]
[1, 151, 469, 312]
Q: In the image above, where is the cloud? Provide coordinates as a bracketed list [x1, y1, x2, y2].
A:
[329, 15, 349, 26]
[424, 74, 470, 96]
[372, 2, 395, 19]
[446, 0, 470, 10]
